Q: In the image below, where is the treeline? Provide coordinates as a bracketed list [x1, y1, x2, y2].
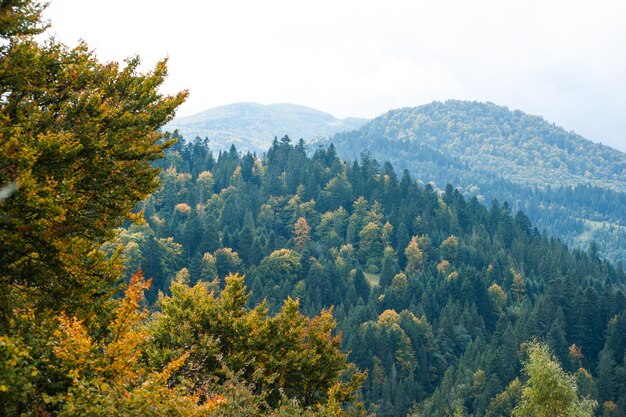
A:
[112, 135, 626, 416]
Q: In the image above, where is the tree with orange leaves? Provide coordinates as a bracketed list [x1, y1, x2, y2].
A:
[48, 272, 212, 416]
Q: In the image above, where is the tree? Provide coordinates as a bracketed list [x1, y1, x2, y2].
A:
[196, 170, 215, 201]
[353, 268, 370, 302]
[485, 378, 522, 417]
[439, 235, 459, 262]
[0, 1, 187, 317]
[0, 2, 194, 413]
[0, 1, 48, 39]
[293, 216, 311, 252]
[319, 172, 353, 211]
[48, 272, 212, 417]
[147, 273, 365, 411]
[214, 247, 242, 279]
[488, 284, 507, 315]
[380, 246, 399, 287]
[318, 207, 347, 249]
[596, 348, 617, 402]
[404, 236, 425, 276]
[358, 221, 383, 269]
[257, 249, 301, 283]
[513, 341, 596, 417]
[511, 272, 527, 302]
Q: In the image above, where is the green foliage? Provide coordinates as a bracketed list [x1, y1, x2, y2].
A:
[513, 341, 596, 417]
[0, 333, 39, 410]
[440, 235, 459, 262]
[0, 3, 187, 317]
[0, 0, 48, 38]
[48, 273, 212, 417]
[0, 274, 212, 416]
[147, 272, 364, 411]
[484, 378, 522, 417]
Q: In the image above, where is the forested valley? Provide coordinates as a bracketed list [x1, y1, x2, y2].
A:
[2, 2, 626, 416]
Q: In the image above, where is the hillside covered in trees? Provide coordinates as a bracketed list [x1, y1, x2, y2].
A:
[105, 135, 626, 416]
[324, 101, 626, 265]
[3, 2, 626, 416]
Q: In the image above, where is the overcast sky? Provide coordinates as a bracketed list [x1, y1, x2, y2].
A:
[44, 0, 626, 151]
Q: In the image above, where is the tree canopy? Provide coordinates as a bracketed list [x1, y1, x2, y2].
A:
[0, 0, 187, 318]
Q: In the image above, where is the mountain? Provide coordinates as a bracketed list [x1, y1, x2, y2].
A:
[324, 100, 626, 264]
[165, 102, 368, 153]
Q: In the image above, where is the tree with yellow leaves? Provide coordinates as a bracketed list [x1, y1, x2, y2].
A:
[405, 235, 426, 276]
[48, 272, 212, 416]
[147, 273, 365, 414]
[0, 0, 187, 318]
[294, 216, 311, 251]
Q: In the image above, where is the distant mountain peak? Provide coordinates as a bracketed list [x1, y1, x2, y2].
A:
[324, 99, 626, 264]
[342, 99, 624, 188]
[165, 102, 368, 152]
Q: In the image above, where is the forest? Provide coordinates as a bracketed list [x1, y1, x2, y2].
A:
[325, 101, 626, 266]
[102, 135, 626, 416]
[2, 1, 626, 416]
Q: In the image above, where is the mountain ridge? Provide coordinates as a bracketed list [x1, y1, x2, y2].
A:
[329, 100, 625, 191]
[166, 102, 368, 152]
[167, 99, 626, 264]
[324, 100, 626, 264]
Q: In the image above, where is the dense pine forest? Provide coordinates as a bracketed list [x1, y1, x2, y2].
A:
[105, 135, 626, 416]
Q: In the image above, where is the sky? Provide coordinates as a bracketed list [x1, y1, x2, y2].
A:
[43, 0, 626, 152]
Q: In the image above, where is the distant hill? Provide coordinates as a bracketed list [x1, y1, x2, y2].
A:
[165, 102, 368, 153]
[325, 100, 626, 264]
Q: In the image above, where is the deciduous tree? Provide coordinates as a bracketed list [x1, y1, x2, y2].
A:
[513, 341, 596, 417]
[0, 0, 187, 316]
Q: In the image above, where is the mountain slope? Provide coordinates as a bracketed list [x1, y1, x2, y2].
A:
[326, 100, 626, 264]
[166, 102, 368, 153]
[331, 100, 625, 190]
[110, 138, 626, 416]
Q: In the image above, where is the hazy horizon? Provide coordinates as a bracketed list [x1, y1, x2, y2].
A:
[172, 100, 626, 154]
[43, 0, 626, 151]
